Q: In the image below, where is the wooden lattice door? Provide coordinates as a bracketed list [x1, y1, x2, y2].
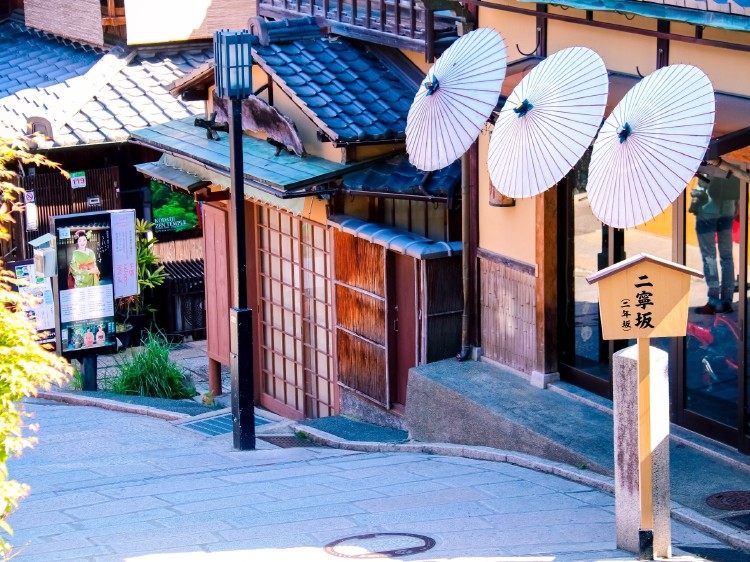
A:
[256, 206, 336, 419]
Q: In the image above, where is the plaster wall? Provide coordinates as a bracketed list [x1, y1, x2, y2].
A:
[477, 129, 536, 265]
[547, 20, 656, 74]
[478, 2, 539, 64]
[670, 41, 750, 95]
[25, 0, 104, 46]
[251, 66, 345, 163]
[125, 0, 256, 45]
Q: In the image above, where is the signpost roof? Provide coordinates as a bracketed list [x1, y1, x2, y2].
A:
[586, 253, 704, 285]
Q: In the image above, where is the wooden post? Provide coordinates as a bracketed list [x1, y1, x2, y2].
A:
[208, 358, 222, 396]
[637, 338, 654, 559]
[587, 254, 702, 560]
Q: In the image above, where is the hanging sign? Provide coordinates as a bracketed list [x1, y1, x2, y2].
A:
[51, 212, 117, 356]
[586, 254, 702, 340]
[70, 171, 87, 189]
[111, 209, 138, 298]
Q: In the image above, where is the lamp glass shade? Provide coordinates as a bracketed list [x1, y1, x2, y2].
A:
[214, 30, 254, 100]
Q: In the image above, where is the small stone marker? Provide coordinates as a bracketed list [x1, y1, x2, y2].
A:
[588, 254, 702, 560]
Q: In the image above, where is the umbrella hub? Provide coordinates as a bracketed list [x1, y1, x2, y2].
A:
[513, 99, 534, 118]
[424, 76, 440, 96]
[618, 122, 632, 144]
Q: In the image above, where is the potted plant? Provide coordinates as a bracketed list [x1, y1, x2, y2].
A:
[116, 219, 167, 346]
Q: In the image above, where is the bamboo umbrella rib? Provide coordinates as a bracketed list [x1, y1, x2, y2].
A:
[406, 27, 507, 172]
[489, 47, 607, 198]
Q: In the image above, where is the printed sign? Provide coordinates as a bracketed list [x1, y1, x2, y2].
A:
[8, 260, 55, 345]
[149, 179, 200, 234]
[111, 210, 138, 298]
[52, 212, 116, 355]
[70, 171, 87, 189]
[24, 191, 35, 204]
[588, 256, 700, 341]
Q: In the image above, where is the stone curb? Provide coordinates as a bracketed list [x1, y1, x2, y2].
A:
[294, 424, 750, 553]
[36, 390, 190, 422]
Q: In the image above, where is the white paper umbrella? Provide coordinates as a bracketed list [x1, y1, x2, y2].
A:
[487, 47, 608, 198]
[587, 64, 715, 228]
[406, 28, 507, 172]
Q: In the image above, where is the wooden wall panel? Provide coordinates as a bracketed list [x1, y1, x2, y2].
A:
[154, 237, 204, 262]
[335, 285, 385, 345]
[333, 230, 385, 296]
[336, 329, 387, 406]
[25, 0, 104, 46]
[125, 0, 256, 44]
[19, 166, 120, 260]
[203, 203, 230, 365]
[424, 257, 462, 362]
[480, 254, 537, 373]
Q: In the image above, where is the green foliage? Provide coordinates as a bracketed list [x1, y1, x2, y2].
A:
[69, 365, 83, 391]
[116, 219, 167, 318]
[111, 332, 195, 399]
[0, 136, 71, 558]
[150, 180, 199, 233]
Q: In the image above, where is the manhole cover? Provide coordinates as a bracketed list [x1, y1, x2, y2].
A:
[705, 491, 750, 511]
[182, 414, 270, 436]
[324, 533, 435, 559]
[260, 435, 327, 448]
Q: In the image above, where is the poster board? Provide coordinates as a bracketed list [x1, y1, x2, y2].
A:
[51, 212, 117, 356]
[111, 209, 138, 299]
[7, 259, 55, 345]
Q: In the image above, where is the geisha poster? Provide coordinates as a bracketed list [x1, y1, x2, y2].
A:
[52, 212, 117, 355]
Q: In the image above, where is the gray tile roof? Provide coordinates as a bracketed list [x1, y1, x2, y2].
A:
[131, 116, 378, 195]
[342, 155, 460, 199]
[0, 20, 211, 147]
[252, 18, 417, 144]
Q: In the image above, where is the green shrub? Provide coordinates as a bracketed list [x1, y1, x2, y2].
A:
[0, 136, 71, 558]
[111, 332, 195, 399]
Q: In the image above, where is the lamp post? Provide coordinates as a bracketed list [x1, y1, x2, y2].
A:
[214, 29, 255, 450]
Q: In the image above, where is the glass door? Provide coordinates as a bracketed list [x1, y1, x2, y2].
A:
[679, 174, 746, 447]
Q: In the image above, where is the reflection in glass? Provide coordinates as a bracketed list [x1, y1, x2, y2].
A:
[571, 151, 608, 379]
[685, 174, 740, 427]
[570, 152, 674, 380]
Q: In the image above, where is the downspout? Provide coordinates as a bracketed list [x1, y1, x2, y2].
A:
[457, 152, 472, 361]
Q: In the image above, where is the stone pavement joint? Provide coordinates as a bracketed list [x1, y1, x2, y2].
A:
[293, 423, 750, 553]
[9, 400, 747, 561]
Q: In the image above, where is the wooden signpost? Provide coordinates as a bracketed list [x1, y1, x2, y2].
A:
[587, 253, 702, 560]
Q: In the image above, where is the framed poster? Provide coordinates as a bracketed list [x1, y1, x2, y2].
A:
[51, 212, 117, 356]
[7, 259, 55, 345]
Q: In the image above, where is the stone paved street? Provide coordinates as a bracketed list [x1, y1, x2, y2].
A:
[6, 400, 732, 561]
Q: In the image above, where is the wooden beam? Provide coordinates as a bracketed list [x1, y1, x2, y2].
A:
[102, 16, 127, 26]
[535, 185, 558, 375]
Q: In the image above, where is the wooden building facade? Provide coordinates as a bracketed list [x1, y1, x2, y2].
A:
[133, 16, 464, 422]
[472, 0, 750, 454]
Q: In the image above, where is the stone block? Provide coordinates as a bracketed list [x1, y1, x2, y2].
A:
[612, 344, 671, 558]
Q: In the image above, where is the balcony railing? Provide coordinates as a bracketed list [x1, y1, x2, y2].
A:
[257, 0, 461, 59]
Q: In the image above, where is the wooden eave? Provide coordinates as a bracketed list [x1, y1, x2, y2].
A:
[168, 61, 215, 98]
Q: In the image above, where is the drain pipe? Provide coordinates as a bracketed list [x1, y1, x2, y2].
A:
[457, 152, 472, 361]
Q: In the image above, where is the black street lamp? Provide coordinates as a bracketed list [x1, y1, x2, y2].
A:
[214, 29, 255, 450]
